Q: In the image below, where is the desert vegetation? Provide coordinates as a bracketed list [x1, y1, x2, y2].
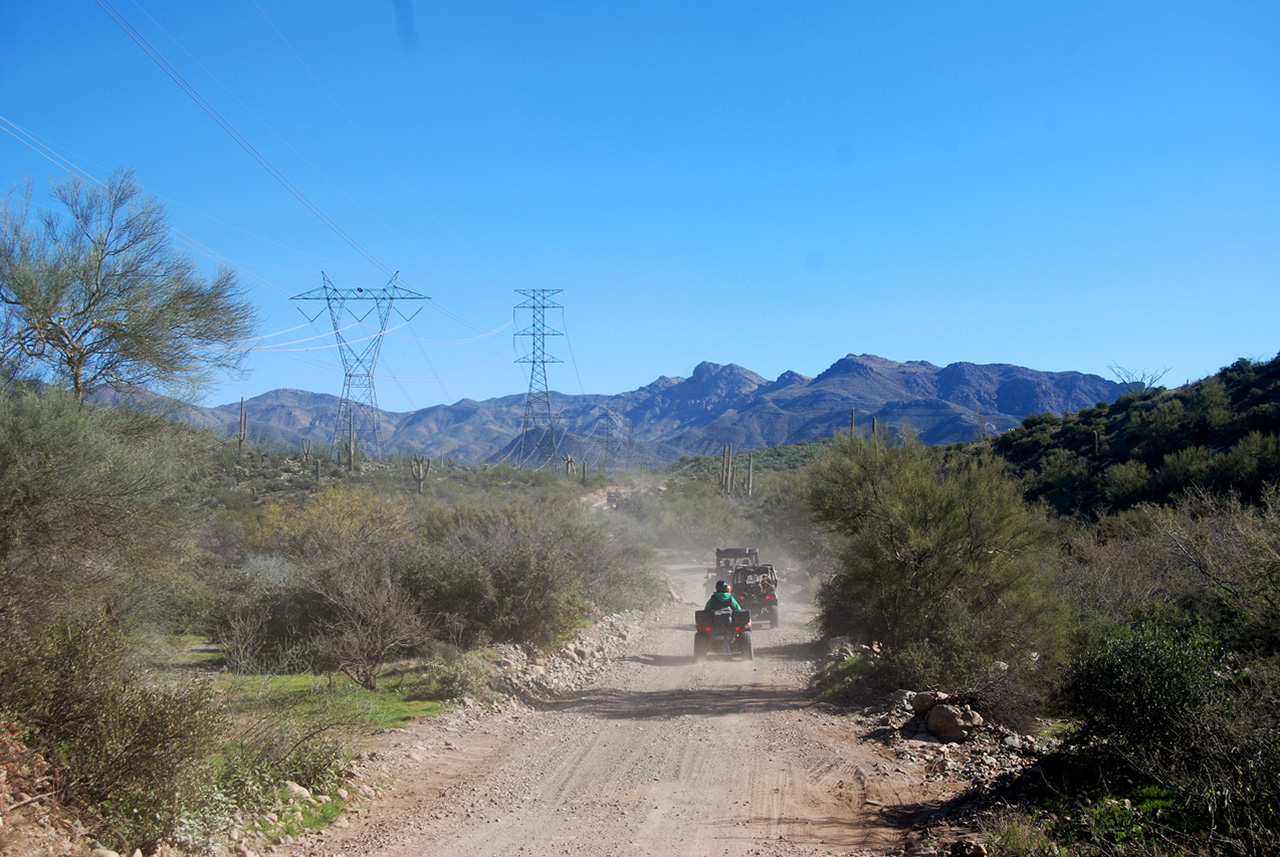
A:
[797, 355, 1280, 856]
[3, 171, 1278, 854]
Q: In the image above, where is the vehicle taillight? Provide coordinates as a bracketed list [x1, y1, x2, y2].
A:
[765, 594, 772, 600]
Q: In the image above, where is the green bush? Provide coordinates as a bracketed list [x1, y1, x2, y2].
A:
[409, 649, 492, 700]
[416, 500, 660, 649]
[807, 433, 1067, 713]
[809, 655, 873, 699]
[0, 612, 224, 850]
[1064, 613, 1221, 753]
[217, 716, 346, 808]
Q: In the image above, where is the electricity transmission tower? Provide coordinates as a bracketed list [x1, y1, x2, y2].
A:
[292, 273, 428, 458]
[600, 406, 632, 473]
[515, 289, 563, 468]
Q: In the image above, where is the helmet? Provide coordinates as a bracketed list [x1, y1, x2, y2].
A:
[715, 580, 729, 593]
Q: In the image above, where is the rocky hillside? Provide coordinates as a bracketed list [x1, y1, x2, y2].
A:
[184, 354, 1122, 464]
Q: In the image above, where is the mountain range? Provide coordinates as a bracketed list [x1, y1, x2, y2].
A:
[177, 354, 1124, 465]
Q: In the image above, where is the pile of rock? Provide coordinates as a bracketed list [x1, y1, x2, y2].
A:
[489, 611, 645, 701]
[851, 688, 1053, 791]
[825, 635, 883, 668]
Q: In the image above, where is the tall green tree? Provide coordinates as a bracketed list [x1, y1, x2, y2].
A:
[0, 168, 256, 400]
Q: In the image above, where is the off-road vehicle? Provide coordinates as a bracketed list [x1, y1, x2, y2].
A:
[710, 547, 781, 629]
[729, 564, 780, 628]
[693, 606, 754, 661]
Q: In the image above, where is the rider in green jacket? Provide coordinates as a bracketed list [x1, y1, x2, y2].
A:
[705, 580, 743, 612]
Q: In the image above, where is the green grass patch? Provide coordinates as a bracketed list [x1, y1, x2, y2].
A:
[247, 790, 347, 842]
[219, 671, 450, 735]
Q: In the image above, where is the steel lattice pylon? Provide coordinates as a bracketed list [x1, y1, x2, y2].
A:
[292, 273, 428, 458]
[601, 406, 633, 473]
[515, 289, 563, 468]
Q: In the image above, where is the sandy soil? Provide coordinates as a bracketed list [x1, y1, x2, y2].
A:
[278, 565, 962, 857]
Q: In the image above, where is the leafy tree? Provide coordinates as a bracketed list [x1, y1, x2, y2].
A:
[0, 168, 256, 400]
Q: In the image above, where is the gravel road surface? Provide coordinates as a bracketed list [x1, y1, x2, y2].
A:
[277, 564, 939, 857]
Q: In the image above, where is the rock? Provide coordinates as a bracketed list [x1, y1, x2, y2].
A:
[912, 691, 949, 713]
[91, 848, 120, 857]
[234, 845, 258, 857]
[1002, 735, 1023, 749]
[574, 646, 590, 660]
[890, 689, 916, 711]
[335, 787, 350, 800]
[284, 780, 311, 800]
[926, 704, 984, 743]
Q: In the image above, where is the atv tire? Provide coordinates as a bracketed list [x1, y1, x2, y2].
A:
[770, 607, 780, 629]
[741, 631, 754, 661]
[693, 633, 709, 662]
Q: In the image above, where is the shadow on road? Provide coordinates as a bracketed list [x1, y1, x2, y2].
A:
[757, 638, 827, 663]
[621, 653, 691, 668]
[533, 684, 810, 719]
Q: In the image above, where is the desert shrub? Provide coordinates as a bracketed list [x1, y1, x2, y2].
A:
[415, 500, 660, 649]
[246, 484, 415, 565]
[1063, 612, 1221, 754]
[206, 557, 328, 673]
[409, 648, 492, 700]
[308, 549, 433, 691]
[0, 388, 201, 617]
[1149, 488, 1280, 653]
[807, 433, 1068, 712]
[1058, 615, 1280, 854]
[217, 715, 345, 808]
[0, 611, 224, 850]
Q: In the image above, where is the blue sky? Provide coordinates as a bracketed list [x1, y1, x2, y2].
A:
[2, 2, 1277, 412]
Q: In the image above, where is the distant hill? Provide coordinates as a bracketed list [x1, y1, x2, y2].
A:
[182, 354, 1124, 464]
[983, 353, 1280, 518]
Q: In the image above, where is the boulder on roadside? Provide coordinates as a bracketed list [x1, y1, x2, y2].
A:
[926, 704, 984, 743]
[890, 689, 916, 711]
[284, 780, 312, 801]
[912, 691, 950, 713]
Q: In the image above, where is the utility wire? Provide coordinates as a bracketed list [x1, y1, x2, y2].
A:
[94, 0, 394, 277]
[250, 0, 526, 293]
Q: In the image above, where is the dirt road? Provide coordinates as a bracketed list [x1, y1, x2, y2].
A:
[281, 565, 942, 857]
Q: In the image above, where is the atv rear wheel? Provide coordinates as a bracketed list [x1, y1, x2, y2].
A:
[741, 631, 754, 661]
[693, 633, 709, 661]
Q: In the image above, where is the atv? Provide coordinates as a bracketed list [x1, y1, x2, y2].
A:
[693, 607, 754, 661]
[729, 564, 781, 629]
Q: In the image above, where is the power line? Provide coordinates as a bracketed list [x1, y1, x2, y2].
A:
[94, 0, 394, 276]
[249, 0, 526, 294]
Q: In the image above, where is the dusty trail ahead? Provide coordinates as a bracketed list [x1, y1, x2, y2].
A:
[284, 565, 937, 857]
